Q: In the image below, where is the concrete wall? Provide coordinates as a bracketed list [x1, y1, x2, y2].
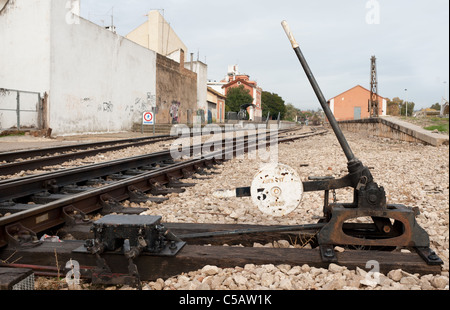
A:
[0, 0, 51, 130]
[1, 0, 157, 135]
[338, 118, 449, 146]
[0, 0, 51, 93]
[49, 1, 157, 134]
[186, 61, 208, 123]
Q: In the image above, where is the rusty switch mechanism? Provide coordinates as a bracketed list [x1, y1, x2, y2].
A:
[279, 20, 442, 265]
[77, 215, 185, 288]
[210, 21, 443, 267]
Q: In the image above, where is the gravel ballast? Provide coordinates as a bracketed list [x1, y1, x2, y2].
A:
[27, 130, 449, 290]
[137, 131, 448, 290]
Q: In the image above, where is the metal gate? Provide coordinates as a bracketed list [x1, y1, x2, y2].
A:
[0, 88, 43, 131]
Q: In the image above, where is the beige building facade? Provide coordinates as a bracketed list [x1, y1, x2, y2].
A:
[126, 10, 188, 58]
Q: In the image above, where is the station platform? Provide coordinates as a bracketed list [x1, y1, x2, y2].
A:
[338, 116, 449, 147]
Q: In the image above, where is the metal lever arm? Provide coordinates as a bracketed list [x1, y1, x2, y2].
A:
[281, 21, 355, 162]
[281, 21, 376, 190]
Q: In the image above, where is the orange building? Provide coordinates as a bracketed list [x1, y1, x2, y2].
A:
[221, 65, 263, 122]
[327, 85, 387, 121]
[207, 87, 226, 123]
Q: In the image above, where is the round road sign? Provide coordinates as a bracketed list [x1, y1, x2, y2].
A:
[143, 112, 154, 124]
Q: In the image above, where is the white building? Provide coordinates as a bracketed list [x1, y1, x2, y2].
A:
[0, 0, 156, 135]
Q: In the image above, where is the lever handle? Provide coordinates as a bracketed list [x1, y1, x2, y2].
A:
[281, 20, 299, 49]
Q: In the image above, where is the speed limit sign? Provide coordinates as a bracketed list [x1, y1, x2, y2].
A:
[143, 112, 154, 125]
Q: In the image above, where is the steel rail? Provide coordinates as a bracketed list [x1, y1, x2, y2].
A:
[178, 223, 325, 239]
[0, 128, 300, 202]
[0, 130, 273, 243]
[0, 126, 278, 166]
[0, 127, 295, 176]
[0, 127, 321, 249]
[0, 127, 301, 189]
[0, 135, 177, 176]
[0, 134, 173, 163]
[0, 150, 173, 202]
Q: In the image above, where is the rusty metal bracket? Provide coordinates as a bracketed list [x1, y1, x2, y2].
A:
[84, 239, 141, 288]
[319, 244, 338, 263]
[5, 223, 41, 248]
[62, 205, 90, 227]
[77, 215, 185, 288]
[167, 176, 196, 188]
[148, 180, 185, 195]
[127, 185, 168, 204]
[317, 204, 430, 248]
[98, 194, 144, 215]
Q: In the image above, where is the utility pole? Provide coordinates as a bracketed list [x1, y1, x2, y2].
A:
[369, 56, 379, 118]
[405, 88, 408, 117]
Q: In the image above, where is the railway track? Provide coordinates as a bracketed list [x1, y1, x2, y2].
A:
[0, 134, 185, 176]
[0, 127, 305, 177]
[0, 127, 346, 285]
[0, 127, 317, 244]
[0, 125, 441, 289]
[0, 127, 307, 209]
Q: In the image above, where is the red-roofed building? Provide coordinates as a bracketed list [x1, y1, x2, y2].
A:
[327, 85, 387, 121]
[221, 65, 263, 121]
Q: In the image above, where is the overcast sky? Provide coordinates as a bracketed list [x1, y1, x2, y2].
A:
[80, 0, 449, 111]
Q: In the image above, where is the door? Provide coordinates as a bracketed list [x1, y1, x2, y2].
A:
[354, 107, 361, 120]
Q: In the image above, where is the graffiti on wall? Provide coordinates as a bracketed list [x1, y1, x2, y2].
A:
[170, 101, 181, 124]
[124, 92, 156, 120]
[102, 101, 113, 113]
[147, 92, 156, 108]
[0, 88, 10, 96]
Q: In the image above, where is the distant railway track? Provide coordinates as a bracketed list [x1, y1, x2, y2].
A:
[0, 134, 179, 176]
[0, 127, 308, 176]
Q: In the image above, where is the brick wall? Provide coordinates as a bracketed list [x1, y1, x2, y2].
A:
[331, 85, 384, 121]
[156, 51, 197, 124]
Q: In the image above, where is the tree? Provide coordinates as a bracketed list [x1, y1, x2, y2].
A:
[387, 97, 415, 117]
[430, 103, 441, 111]
[261, 91, 287, 120]
[387, 97, 402, 116]
[402, 101, 415, 117]
[225, 85, 253, 113]
[284, 103, 301, 122]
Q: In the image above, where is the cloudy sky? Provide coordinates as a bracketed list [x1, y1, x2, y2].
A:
[80, 0, 449, 111]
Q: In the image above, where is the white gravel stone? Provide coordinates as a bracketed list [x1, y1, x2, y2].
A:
[233, 274, 248, 286]
[431, 276, 449, 289]
[201, 265, 220, 276]
[388, 269, 403, 282]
